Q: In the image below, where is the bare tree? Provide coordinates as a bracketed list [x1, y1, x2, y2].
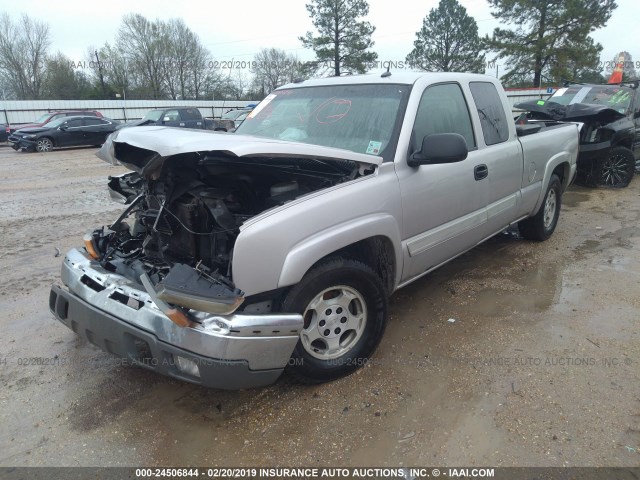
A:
[0, 13, 51, 99]
[117, 14, 168, 99]
[252, 48, 301, 94]
[190, 42, 215, 99]
[161, 19, 215, 100]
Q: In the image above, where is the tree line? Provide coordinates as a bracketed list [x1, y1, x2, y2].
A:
[0, 0, 629, 101]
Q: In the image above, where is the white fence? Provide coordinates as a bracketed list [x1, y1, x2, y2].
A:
[0, 88, 557, 127]
[0, 99, 257, 126]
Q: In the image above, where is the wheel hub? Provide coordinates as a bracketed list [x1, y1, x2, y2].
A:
[301, 285, 367, 360]
[543, 188, 556, 229]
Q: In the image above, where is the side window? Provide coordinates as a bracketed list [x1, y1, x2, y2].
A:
[65, 118, 84, 128]
[413, 83, 476, 152]
[469, 82, 509, 145]
[179, 108, 201, 121]
[163, 110, 180, 122]
[85, 118, 104, 126]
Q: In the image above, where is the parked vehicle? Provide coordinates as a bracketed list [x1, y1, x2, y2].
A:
[0, 124, 9, 142]
[11, 110, 103, 133]
[516, 81, 640, 187]
[9, 115, 119, 152]
[117, 107, 205, 130]
[50, 73, 579, 389]
[220, 107, 253, 129]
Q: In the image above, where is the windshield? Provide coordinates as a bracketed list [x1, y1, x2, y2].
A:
[235, 84, 410, 160]
[549, 85, 633, 113]
[142, 110, 163, 122]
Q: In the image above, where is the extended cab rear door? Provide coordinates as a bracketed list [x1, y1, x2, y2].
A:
[397, 81, 489, 282]
[468, 81, 523, 235]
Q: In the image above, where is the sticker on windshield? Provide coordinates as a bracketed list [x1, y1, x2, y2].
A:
[536, 100, 545, 105]
[366, 141, 382, 155]
[247, 94, 276, 119]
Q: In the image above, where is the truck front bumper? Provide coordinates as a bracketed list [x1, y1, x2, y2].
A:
[49, 248, 304, 389]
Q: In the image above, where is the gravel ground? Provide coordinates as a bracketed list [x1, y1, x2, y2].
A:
[0, 145, 639, 467]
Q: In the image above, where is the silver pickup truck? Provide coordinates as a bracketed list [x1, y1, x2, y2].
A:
[49, 73, 579, 389]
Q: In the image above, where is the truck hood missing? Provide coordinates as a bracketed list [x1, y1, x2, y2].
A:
[97, 126, 382, 177]
[515, 100, 627, 123]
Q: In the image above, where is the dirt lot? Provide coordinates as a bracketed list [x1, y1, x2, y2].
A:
[0, 145, 639, 468]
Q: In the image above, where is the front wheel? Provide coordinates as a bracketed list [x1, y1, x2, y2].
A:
[36, 137, 53, 152]
[595, 146, 635, 188]
[519, 174, 562, 241]
[283, 258, 388, 384]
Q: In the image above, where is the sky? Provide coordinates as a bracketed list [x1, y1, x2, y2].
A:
[4, 0, 637, 80]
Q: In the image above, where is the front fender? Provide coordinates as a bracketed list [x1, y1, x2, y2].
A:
[278, 214, 403, 289]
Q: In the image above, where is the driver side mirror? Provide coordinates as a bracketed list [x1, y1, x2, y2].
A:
[58, 124, 67, 131]
[408, 133, 468, 167]
[163, 116, 170, 122]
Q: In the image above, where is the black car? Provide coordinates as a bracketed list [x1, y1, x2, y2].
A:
[117, 107, 205, 130]
[0, 124, 9, 142]
[9, 115, 119, 152]
[516, 81, 640, 188]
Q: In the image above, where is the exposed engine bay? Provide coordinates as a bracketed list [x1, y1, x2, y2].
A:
[87, 152, 368, 314]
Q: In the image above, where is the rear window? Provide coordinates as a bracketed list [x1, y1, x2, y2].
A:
[469, 82, 509, 145]
[179, 109, 201, 121]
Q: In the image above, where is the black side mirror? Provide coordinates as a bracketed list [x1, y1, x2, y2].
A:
[58, 125, 67, 131]
[408, 133, 468, 167]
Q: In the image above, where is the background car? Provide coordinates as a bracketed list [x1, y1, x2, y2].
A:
[0, 124, 9, 142]
[117, 107, 204, 130]
[9, 115, 119, 152]
[10, 110, 103, 133]
[220, 107, 254, 129]
[516, 81, 640, 187]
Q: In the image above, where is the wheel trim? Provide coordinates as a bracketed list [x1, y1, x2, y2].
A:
[543, 187, 557, 229]
[36, 139, 52, 152]
[300, 285, 367, 360]
[602, 154, 629, 186]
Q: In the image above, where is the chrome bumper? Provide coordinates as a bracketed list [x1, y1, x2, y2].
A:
[51, 248, 303, 388]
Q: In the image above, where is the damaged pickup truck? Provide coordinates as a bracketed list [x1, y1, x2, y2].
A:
[50, 73, 579, 389]
[516, 81, 640, 188]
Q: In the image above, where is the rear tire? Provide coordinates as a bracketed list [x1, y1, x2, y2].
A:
[283, 258, 387, 384]
[519, 174, 562, 241]
[594, 146, 634, 188]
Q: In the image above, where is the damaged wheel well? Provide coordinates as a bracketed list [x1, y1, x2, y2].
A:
[306, 236, 396, 296]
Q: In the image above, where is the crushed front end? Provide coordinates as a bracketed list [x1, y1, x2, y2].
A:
[49, 128, 372, 389]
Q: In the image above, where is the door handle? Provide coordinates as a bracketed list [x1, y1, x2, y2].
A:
[474, 164, 488, 181]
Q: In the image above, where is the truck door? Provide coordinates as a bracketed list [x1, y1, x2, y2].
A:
[468, 81, 523, 235]
[397, 82, 489, 282]
[161, 110, 182, 128]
